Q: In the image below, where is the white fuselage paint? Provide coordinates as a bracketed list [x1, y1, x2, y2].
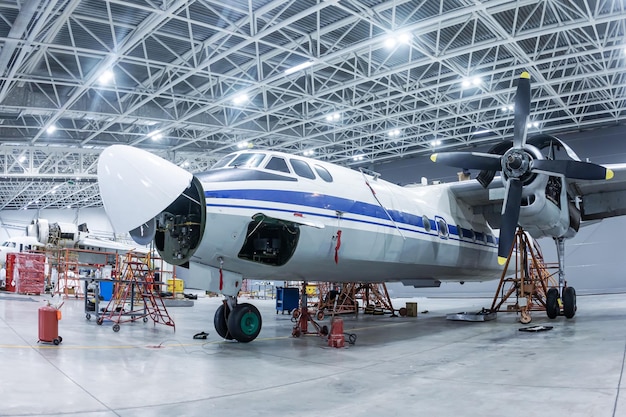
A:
[184, 154, 508, 293]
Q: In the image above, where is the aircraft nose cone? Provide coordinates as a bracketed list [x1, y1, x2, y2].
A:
[97, 145, 193, 233]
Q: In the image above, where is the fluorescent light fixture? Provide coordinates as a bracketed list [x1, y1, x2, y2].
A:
[237, 141, 249, 149]
[431, 139, 442, 147]
[303, 150, 315, 156]
[533, 121, 539, 128]
[147, 130, 163, 140]
[385, 37, 397, 48]
[474, 129, 492, 135]
[46, 125, 57, 134]
[353, 155, 365, 161]
[472, 77, 481, 86]
[232, 93, 249, 105]
[18, 156, 26, 163]
[462, 79, 471, 88]
[284, 61, 314, 75]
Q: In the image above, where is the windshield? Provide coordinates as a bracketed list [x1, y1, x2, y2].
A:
[228, 153, 266, 168]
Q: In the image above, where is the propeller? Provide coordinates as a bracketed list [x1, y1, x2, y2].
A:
[431, 72, 614, 265]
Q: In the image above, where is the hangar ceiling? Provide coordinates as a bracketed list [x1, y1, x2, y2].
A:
[0, 0, 625, 210]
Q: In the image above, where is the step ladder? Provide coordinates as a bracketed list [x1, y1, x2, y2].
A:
[98, 252, 175, 332]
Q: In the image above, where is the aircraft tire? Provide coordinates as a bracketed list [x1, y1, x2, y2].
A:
[546, 288, 559, 319]
[214, 304, 233, 340]
[562, 287, 576, 319]
[228, 303, 262, 343]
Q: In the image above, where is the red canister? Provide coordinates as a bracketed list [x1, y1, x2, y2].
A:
[38, 304, 62, 345]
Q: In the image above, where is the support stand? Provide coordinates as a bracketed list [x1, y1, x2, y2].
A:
[291, 281, 328, 338]
[490, 228, 559, 323]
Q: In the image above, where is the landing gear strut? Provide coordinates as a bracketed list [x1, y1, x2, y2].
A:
[214, 296, 263, 343]
[549, 237, 577, 320]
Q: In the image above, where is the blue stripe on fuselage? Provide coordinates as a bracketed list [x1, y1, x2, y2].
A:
[204, 189, 498, 247]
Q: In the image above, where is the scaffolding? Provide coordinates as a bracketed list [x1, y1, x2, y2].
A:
[315, 282, 396, 318]
[52, 248, 119, 298]
[96, 252, 175, 332]
[490, 228, 559, 323]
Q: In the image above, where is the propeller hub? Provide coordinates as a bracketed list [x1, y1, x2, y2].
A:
[502, 148, 532, 180]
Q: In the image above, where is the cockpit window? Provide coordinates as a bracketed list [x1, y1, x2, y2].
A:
[2, 241, 15, 248]
[265, 157, 290, 173]
[211, 154, 236, 169]
[290, 159, 316, 179]
[228, 153, 266, 168]
[314, 165, 333, 182]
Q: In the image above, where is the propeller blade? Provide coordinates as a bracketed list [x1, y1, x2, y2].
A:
[531, 159, 614, 180]
[512, 72, 531, 149]
[430, 152, 501, 171]
[497, 179, 523, 265]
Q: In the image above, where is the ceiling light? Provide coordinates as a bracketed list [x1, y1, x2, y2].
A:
[98, 70, 114, 84]
[431, 139, 442, 147]
[284, 61, 314, 75]
[533, 121, 539, 128]
[232, 93, 249, 105]
[237, 141, 249, 149]
[147, 130, 162, 140]
[325, 112, 341, 122]
[18, 156, 26, 163]
[472, 77, 481, 86]
[462, 79, 471, 88]
[474, 129, 492, 135]
[353, 155, 365, 161]
[388, 129, 402, 137]
[385, 37, 397, 48]
[46, 125, 57, 134]
[397, 33, 411, 44]
[303, 150, 315, 156]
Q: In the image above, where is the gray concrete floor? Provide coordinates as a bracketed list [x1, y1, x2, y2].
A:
[1, 291, 626, 417]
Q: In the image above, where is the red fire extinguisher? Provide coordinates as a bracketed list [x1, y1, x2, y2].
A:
[38, 302, 63, 345]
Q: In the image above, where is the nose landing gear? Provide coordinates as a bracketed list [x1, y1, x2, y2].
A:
[214, 297, 263, 343]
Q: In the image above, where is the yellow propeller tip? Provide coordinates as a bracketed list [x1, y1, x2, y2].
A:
[606, 169, 614, 180]
[520, 71, 530, 79]
[430, 154, 438, 162]
[497, 256, 507, 266]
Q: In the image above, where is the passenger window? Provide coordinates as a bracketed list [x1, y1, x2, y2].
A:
[228, 153, 266, 168]
[290, 159, 316, 179]
[265, 157, 290, 173]
[314, 165, 333, 182]
[422, 215, 431, 232]
[436, 218, 449, 239]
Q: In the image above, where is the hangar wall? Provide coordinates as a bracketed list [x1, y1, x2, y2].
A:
[376, 124, 626, 296]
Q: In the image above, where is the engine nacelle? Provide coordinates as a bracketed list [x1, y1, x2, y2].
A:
[516, 173, 579, 239]
[27, 219, 79, 246]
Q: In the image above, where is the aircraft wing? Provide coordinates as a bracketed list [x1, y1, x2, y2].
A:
[443, 179, 506, 229]
[568, 163, 626, 221]
[78, 236, 149, 253]
[443, 163, 626, 226]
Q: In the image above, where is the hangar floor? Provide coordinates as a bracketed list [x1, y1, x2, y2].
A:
[1, 291, 625, 417]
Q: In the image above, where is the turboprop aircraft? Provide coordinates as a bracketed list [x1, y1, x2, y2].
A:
[97, 72, 626, 342]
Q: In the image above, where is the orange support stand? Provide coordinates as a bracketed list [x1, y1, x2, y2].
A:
[291, 281, 328, 338]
